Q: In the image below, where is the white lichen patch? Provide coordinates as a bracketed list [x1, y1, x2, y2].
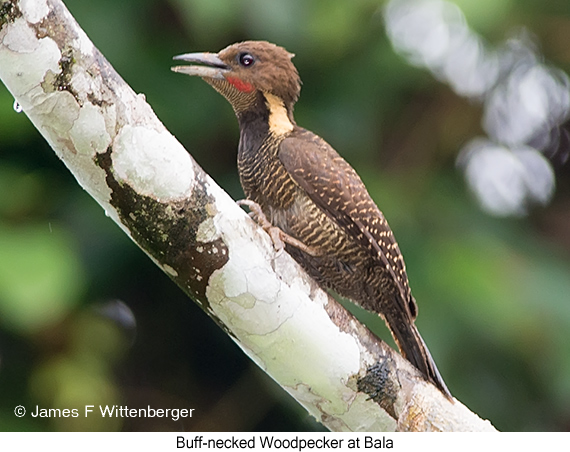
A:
[162, 264, 178, 277]
[37, 90, 81, 140]
[285, 384, 384, 432]
[69, 103, 111, 155]
[333, 392, 396, 431]
[2, 17, 39, 52]
[70, 70, 97, 102]
[74, 24, 95, 57]
[243, 265, 282, 302]
[242, 290, 361, 413]
[196, 217, 218, 243]
[227, 292, 257, 310]
[20, 0, 50, 24]
[214, 261, 248, 299]
[215, 263, 281, 313]
[112, 125, 195, 201]
[206, 181, 250, 223]
[0, 25, 61, 99]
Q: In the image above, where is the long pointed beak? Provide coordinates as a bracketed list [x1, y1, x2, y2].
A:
[171, 52, 229, 79]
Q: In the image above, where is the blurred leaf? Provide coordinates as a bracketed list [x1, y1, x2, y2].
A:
[0, 166, 48, 219]
[0, 223, 85, 333]
[29, 354, 121, 431]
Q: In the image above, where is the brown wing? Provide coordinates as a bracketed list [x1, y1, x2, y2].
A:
[278, 128, 413, 312]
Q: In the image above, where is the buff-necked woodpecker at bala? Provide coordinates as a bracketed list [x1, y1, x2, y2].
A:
[172, 41, 451, 399]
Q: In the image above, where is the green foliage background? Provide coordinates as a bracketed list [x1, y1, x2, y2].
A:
[1, 0, 570, 431]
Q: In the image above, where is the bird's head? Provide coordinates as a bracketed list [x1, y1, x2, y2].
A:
[172, 41, 301, 114]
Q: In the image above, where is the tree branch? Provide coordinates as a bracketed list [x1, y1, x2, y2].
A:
[0, 0, 495, 431]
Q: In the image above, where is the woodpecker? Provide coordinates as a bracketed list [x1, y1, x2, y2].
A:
[172, 41, 451, 398]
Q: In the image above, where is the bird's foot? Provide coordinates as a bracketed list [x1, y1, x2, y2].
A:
[237, 199, 322, 257]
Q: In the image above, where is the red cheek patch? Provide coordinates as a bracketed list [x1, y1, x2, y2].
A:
[226, 76, 255, 93]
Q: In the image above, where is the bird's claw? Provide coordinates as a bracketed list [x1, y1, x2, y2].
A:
[237, 199, 322, 257]
[237, 199, 283, 254]
[267, 227, 286, 257]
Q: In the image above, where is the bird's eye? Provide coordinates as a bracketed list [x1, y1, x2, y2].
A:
[238, 53, 255, 67]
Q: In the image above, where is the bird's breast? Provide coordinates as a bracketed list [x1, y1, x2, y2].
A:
[238, 133, 298, 210]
